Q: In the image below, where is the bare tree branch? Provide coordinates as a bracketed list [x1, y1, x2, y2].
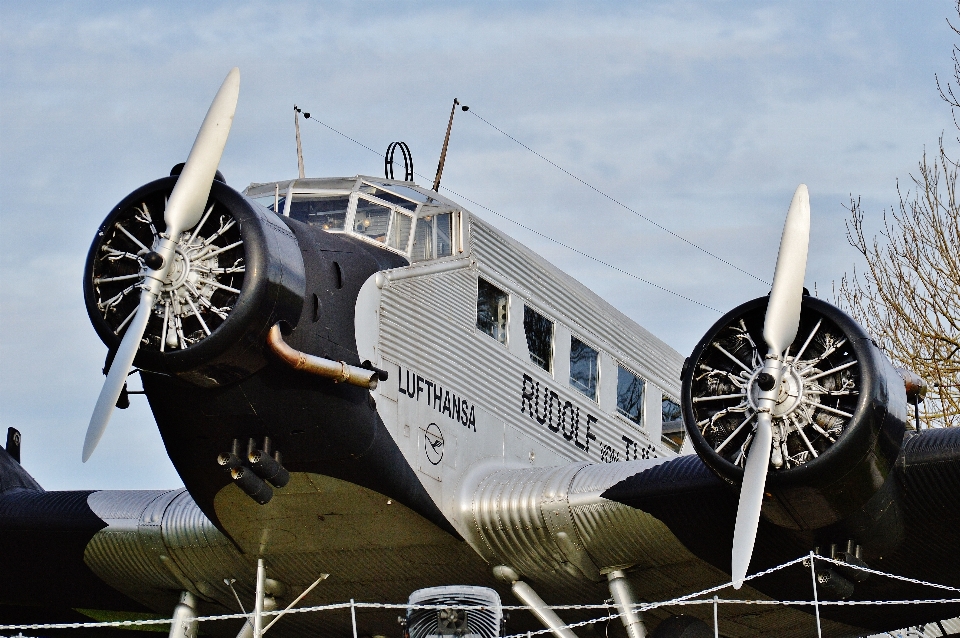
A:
[837, 140, 960, 427]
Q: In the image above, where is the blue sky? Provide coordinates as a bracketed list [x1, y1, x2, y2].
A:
[1, 1, 956, 489]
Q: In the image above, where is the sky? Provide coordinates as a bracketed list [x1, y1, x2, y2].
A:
[1, 0, 956, 490]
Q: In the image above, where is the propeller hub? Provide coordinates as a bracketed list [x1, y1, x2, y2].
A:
[160, 244, 192, 291]
[747, 363, 805, 418]
[157, 237, 220, 295]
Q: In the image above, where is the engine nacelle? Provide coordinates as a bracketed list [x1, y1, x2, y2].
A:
[681, 295, 908, 532]
[84, 176, 305, 387]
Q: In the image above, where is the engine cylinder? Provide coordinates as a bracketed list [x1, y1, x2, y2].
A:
[84, 177, 305, 387]
[681, 296, 908, 531]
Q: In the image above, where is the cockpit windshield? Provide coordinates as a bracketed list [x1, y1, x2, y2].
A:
[289, 194, 351, 231]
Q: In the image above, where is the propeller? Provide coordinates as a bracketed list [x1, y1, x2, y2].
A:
[731, 184, 810, 588]
[82, 68, 240, 462]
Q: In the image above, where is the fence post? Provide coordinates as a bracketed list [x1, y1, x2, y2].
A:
[713, 595, 719, 638]
[253, 559, 265, 638]
[350, 598, 358, 638]
[808, 551, 822, 638]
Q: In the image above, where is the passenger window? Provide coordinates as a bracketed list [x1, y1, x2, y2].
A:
[570, 337, 599, 401]
[476, 278, 508, 344]
[288, 194, 351, 230]
[523, 306, 553, 373]
[616, 365, 645, 426]
[661, 396, 684, 452]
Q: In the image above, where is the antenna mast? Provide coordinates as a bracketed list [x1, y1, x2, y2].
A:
[293, 105, 305, 179]
[433, 98, 467, 192]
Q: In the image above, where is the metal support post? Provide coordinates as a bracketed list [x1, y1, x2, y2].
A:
[432, 98, 460, 192]
[493, 566, 578, 638]
[235, 596, 276, 638]
[293, 106, 305, 179]
[606, 570, 647, 638]
[808, 551, 822, 638]
[713, 595, 719, 638]
[168, 591, 198, 638]
[254, 558, 266, 638]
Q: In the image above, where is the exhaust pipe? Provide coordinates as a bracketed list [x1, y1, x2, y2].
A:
[230, 466, 273, 504]
[267, 324, 378, 389]
[249, 448, 290, 488]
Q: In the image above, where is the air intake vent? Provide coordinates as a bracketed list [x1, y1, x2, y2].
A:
[406, 586, 502, 638]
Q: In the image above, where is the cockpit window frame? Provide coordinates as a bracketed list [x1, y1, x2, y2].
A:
[245, 176, 470, 261]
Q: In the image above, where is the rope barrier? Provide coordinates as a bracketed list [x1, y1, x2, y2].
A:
[2, 554, 958, 634]
[815, 555, 960, 594]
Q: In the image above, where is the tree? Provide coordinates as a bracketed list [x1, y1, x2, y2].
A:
[836, 4, 960, 428]
[837, 147, 960, 428]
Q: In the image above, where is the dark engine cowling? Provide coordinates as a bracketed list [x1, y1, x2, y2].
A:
[84, 176, 305, 387]
[681, 295, 908, 534]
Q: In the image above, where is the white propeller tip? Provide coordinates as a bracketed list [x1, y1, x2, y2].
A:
[733, 580, 744, 590]
[82, 432, 101, 463]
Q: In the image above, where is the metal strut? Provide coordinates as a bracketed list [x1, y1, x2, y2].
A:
[606, 570, 647, 638]
[493, 566, 578, 638]
[293, 106, 306, 179]
[168, 591, 198, 638]
[254, 559, 266, 638]
[433, 98, 460, 192]
[234, 595, 277, 638]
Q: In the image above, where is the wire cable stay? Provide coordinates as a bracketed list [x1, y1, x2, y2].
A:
[439, 184, 721, 313]
[299, 113, 721, 313]
[464, 108, 771, 287]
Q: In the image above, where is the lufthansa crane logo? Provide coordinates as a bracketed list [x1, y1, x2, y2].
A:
[423, 422, 444, 465]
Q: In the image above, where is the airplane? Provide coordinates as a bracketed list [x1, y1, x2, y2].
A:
[2, 67, 959, 638]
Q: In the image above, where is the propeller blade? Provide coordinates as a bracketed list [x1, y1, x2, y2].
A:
[82, 68, 240, 462]
[762, 184, 810, 354]
[82, 290, 156, 462]
[731, 411, 773, 588]
[164, 67, 240, 238]
[729, 184, 810, 586]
